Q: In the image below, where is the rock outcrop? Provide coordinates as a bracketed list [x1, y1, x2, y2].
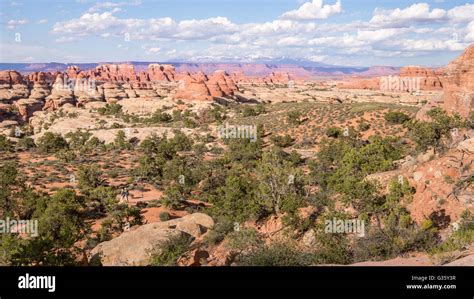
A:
[0, 70, 24, 85]
[174, 71, 239, 101]
[43, 74, 76, 111]
[400, 66, 443, 91]
[88, 64, 138, 83]
[148, 64, 176, 82]
[175, 72, 212, 101]
[73, 73, 104, 105]
[444, 254, 474, 266]
[89, 213, 214, 266]
[441, 44, 474, 118]
[101, 82, 128, 103]
[66, 65, 81, 78]
[337, 66, 443, 91]
[208, 70, 237, 96]
[0, 71, 29, 102]
[266, 72, 292, 84]
[14, 98, 44, 121]
[407, 137, 474, 224]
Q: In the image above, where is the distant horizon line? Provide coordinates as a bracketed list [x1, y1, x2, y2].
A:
[0, 61, 446, 69]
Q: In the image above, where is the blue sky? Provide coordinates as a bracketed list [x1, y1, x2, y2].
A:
[0, 0, 473, 66]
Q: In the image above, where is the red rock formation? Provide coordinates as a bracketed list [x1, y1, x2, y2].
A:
[174, 70, 239, 101]
[266, 72, 292, 84]
[74, 72, 104, 105]
[215, 70, 238, 92]
[163, 65, 176, 81]
[193, 71, 208, 82]
[66, 65, 80, 78]
[441, 44, 474, 118]
[336, 66, 444, 91]
[43, 74, 76, 111]
[205, 78, 224, 97]
[67, 63, 177, 85]
[174, 72, 212, 101]
[408, 137, 474, 224]
[0, 72, 29, 102]
[148, 64, 173, 82]
[207, 70, 238, 97]
[87, 64, 139, 82]
[230, 71, 249, 84]
[14, 98, 44, 121]
[0, 70, 24, 85]
[400, 66, 443, 90]
[25, 71, 55, 84]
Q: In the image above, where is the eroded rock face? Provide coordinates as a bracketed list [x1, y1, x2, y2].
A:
[415, 97, 444, 121]
[337, 66, 444, 91]
[206, 78, 225, 98]
[400, 66, 443, 90]
[266, 72, 292, 84]
[366, 130, 474, 226]
[102, 82, 128, 102]
[0, 70, 24, 85]
[88, 64, 139, 83]
[25, 71, 56, 84]
[174, 71, 238, 101]
[407, 137, 474, 224]
[229, 71, 244, 83]
[29, 83, 51, 100]
[174, 73, 212, 101]
[148, 64, 176, 82]
[15, 98, 44, 121]
[208, 70, 238, 95]
[66, 65, 80, 78]
[442, 45, 474, 118]
[0, 71, 29, 102]
[44, 74, 76, 111]
[0, 84, 30, 102]
[73, 73, 104, 106]
[89, 213, 214, 266]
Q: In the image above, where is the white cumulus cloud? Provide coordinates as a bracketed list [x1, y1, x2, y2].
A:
[447, 3, 474, 23]
[370, 3, 446, 27]
[281, 0, 342, 20]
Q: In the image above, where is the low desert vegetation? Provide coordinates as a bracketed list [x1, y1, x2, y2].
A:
[384, 110, 411, 124]
[0, 101, 471, 266]
[149, 234, 193, 266]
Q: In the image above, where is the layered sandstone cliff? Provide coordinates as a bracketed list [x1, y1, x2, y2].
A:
[442, 45, 474, 118]
[338, 66, 443, 91]
[400, 66, 443, 91]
